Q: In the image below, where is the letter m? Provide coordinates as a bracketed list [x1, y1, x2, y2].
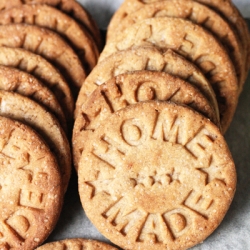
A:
[102, 197, 142, 236]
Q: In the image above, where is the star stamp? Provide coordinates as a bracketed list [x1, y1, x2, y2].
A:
[78, 101, 236, 250]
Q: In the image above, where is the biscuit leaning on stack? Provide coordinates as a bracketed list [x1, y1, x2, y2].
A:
[36, 238, 118, 250]
[0, 0, 101, 249]
[74, 0, 249, 249]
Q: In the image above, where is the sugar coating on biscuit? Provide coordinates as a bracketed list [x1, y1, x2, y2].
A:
[78, 101, 236, 250]
[0, 116, 62, 249]
[73, 71, 219, 170]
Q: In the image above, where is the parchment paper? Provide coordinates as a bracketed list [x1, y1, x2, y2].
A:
[46, 1, 250, 249]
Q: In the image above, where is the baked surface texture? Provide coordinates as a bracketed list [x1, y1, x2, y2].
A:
[73, 71, 219, 170]
[100, 17, 239, 133]
[78, 101, 236, 250]
[36, 238, 118, 249]
[0, 116, 63, 249]
[0, 90, 71, 193]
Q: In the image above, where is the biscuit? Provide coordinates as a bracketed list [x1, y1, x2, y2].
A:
[0, 116, 63, 249]
[0, 90, 71, 193]
[107, 0, 245, 90]
[0, 4, 99, 73]
[78, 101, 236, 250]
[36, 238, 118, 249]
[0, 23, 86, 92]
[0, 0, 102, 51]
[108, 0, 250, 78]
[73, 70, 219, 170]
[100, 17, 239, 133]
[0, 65, 67, 133]
[75, 46, 219, 123]
[0, 47, 74, 123]
[197, 0, 250, 80]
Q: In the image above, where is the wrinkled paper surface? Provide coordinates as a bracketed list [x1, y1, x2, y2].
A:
[47, 1, 250, 249]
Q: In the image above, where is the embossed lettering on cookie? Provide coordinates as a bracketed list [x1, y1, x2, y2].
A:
[78, 101, 236, 250]
[0, 116, 63, 249]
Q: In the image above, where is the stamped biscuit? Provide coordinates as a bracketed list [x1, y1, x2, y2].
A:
[0, 23, 86, 92]
[75, 47, 219, 123]
[108, 0, 250, 84]
[0, 0, 102, 51]
[0, 47, 74, 123]
[108, 0, 245, 90]
[196, 0, 250, 80]
[78, 101, 236, 250]
[0, 65, 67, 133]
[100, 17, 239, 133]
[0, 90, 71, 193]
[36, 238, 118, 249]
[73, 71, 219, 170]
[0, 4, 99, 73]
[0, 116, 63, 249]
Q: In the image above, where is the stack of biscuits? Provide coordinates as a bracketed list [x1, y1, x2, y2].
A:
[73, 0, 250, 250]
[0, 0, 102, 249]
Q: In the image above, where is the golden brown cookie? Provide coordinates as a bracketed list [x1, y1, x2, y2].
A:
[107, 0, 244, 90]
[0, 46, 74, 124]
[108, 0, 250, 80]
[0, 4, 99, 73]
[0, 23, 86, 92]
[73, 70, 219, 170]
[0, 115, 63, 249]
[100, 17, 239, 133]
[0, 90, 71, 193]
[78, 101, 236, 250]
[36, 238, 118, 249]
[0, 65, 67, 133]
[75, 46, 219, 123]
[0, 0, 102, 51]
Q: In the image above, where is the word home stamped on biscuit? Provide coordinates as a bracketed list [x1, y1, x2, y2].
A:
[79, 102, 236, 249]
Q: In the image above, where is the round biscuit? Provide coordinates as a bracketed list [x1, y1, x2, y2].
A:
[0, 23, 86, 93]
[0, 116, 63, 249]
[107, 0, 245, 91]
[73, 70, 219, 170]
[0, 0, 102, 50]
[107, 0, 250, 79]
[0, 90, 71, 193]
[75, 47, 219, 123]
[78, 101, 236, 250]
[0, 4, 99, 74]
[0, 47, 74, 125]
[36, 238, 118, 249]
[0, 65, 67, 133]
[100, 17, 239, 133]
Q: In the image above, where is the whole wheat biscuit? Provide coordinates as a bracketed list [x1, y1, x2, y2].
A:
[0, 65, 67, 132]
[0, 23, 86, 92]
[108, 0, 245, 90]
[0, 4, 99, 73]
[0, 47, 74, 123]
[73, 70, 219, 170]
[196, 0, 250, 79]
[0, 0, 102, 51]
[75, 47, 219, 123]
[78, 101, 236, 250]
[36, 238, 118, 249]
[0, 116, 63, 249]
[100, 17, 239, 133]
[0, 90, 71, 193]
[108, 0, 250, 77]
